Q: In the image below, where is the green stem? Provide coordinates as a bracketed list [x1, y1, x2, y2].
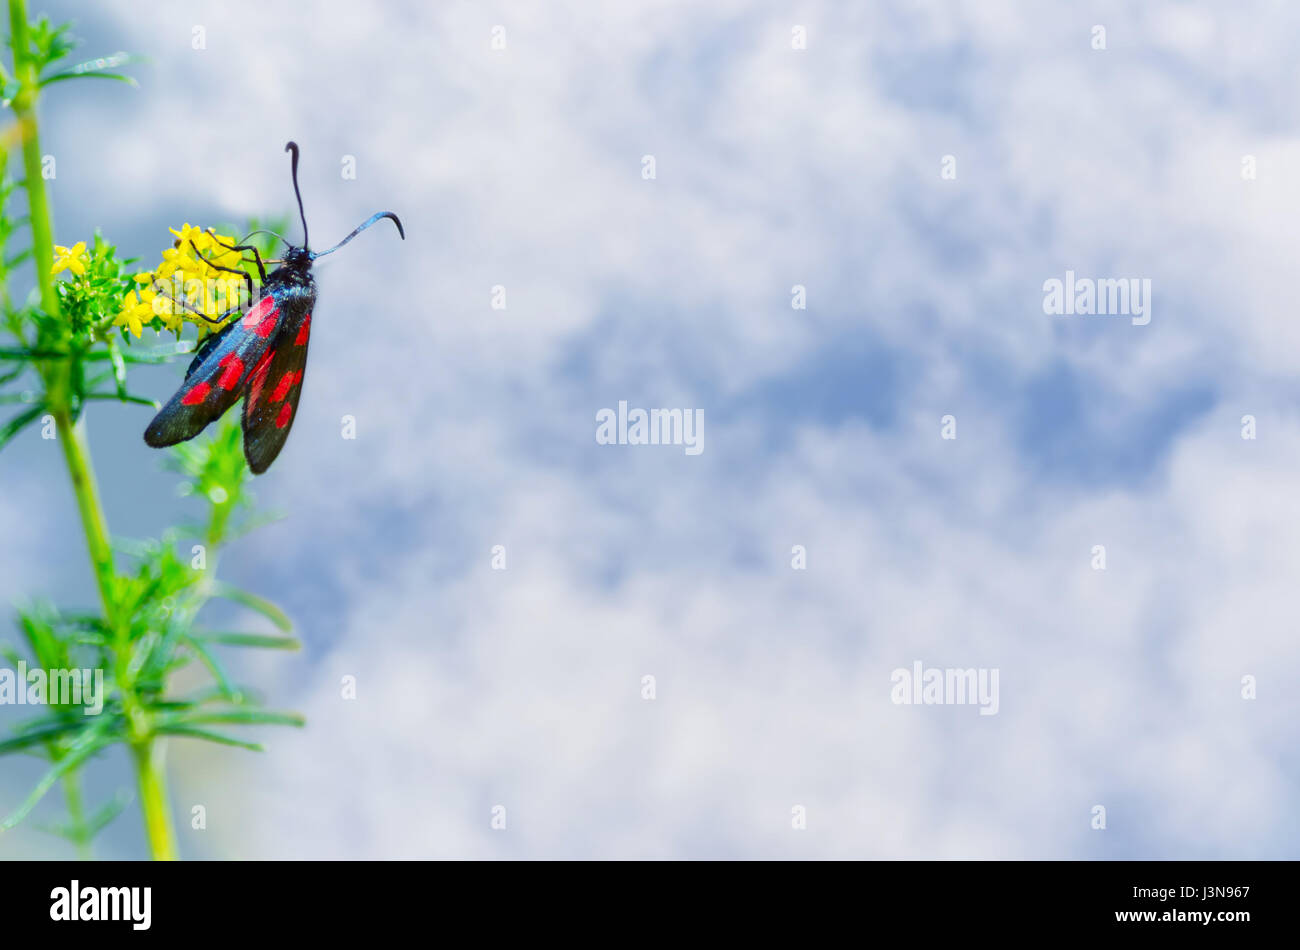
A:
[52, 411, 116, 612]
[0, 147, 12, 320]
[9, 0, 57, 319]
[61, 769, 92, 860]
[9, 0, 178, 860]
[131, 740, 177, 861]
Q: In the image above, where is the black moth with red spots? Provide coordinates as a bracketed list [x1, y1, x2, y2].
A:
[143, 142, 404, 474]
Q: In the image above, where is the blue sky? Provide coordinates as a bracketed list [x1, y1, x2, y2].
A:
[1, 0, 1298, 858]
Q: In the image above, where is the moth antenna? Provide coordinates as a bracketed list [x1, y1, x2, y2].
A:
[241, 227, 288, 247]
[284, 141, 309, 248]
[312, 211, 405, 259]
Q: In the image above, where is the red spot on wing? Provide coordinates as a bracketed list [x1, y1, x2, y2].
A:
[247, 348, 276, 409]
[216, 352, 245, 391]
[270, 370, 302, 403]
[255, 311, 279, 338]
[242, 296, 280, 337]
[294, 314, 311, 346]
[181, 381, 211, 406]
[241, 296, 275, 329]
[275, 402, 293, 428]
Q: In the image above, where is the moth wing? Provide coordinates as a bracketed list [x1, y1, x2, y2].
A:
[144, 295, 285, 448]
[241, 295, 313, 474]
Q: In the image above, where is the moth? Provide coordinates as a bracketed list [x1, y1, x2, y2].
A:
[144, 141, 404, 473]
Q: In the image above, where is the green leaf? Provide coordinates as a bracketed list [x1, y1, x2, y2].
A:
[154, 726, 264, 752]
[170, 709, 304, 728]
[108, 535, 157, 559]
[125, 631, 160, 681]
[83, 392, 159, 408]
[0, 725, 111, 831]
[163, 652, 196, 674]
[179, 635, 241, 702]
[71, 354, 85, 406]
[0, 346, 65, 360]
[145, 699, 196, 712]
[17, 607, 63, 670]
[0, 404, 46, 450]
[33, 819, 78, 841]
[106, 334, 127, 397]
[222, 507, 288, 543]
[84, 788, 133, 836]
[40, 71, 137, 88]
[40, 50, 140, 86]
[0, 719, 84, 756]
[194, 631, 301, 651]
[39, 788, 136, 841]
[213, 583, 292, 631]
[84, 344, 185, 365]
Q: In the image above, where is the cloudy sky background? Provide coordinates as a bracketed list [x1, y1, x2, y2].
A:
[2, 0, 1298, 858]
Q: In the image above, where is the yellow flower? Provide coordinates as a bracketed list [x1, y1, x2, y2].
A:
[115, 289, 151, 337]
[168, 222, 199, 244]
[161, 246, 194, 269]
[51, 241, 88, 277]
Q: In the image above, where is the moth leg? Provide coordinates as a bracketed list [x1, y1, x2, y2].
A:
[207, 230, 269, 284]
[147, 282, 242, 326]
[191, 248, 257, 308]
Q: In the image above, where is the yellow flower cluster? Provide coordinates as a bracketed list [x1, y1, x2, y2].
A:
[115, 224, 250, 338]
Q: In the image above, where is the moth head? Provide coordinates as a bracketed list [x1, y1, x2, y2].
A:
[282, 246, 313, 269]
